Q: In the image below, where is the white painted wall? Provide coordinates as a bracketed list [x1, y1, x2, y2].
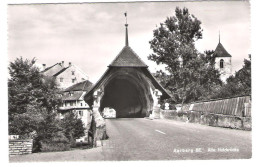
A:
[215, 57, 232, 82]
[56, 64, 88, 89]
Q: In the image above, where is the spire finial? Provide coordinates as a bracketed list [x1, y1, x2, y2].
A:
[124, 12, 129, 46]
[219, 30, 221, 43]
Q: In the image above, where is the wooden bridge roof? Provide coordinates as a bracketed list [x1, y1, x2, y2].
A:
[109, 46, 148, 67]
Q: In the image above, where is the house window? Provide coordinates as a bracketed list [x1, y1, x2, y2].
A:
[60, 78, 63, 82]
[72, 71, 75, 75]
[70, 101, 73, 106]
[72, 79, 75, 83]
[220, 59, 224, 68]
[79, 111, 83, 116]
[81, 103, 83, 106]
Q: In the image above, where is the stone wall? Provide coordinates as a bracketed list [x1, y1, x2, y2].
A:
[9, 139, 33, 155]
[161, 110, 251, 130]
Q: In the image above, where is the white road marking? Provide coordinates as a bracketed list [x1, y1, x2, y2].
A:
[155, 130, 166, 135]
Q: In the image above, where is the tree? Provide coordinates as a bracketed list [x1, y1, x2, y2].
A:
[8, 57, 62, 137]
[149, 7, 222, 104]
[60, 112, 85, 143]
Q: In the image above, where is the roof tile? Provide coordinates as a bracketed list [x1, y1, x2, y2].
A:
[109, 46, 148, 67]
[61, 91, 83, 101]
[64, 80, 93, 92]
[213, 43, 232, 57]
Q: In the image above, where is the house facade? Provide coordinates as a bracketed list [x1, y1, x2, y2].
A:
[58, 80, 93, 142]
[42, 61, 88, 89]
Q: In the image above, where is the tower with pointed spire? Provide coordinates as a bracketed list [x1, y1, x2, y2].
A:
[213, 32, 232, 82]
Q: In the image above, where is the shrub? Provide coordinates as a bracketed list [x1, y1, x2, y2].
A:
[40, 131, 70, 152]
[177, 111, 187, 117]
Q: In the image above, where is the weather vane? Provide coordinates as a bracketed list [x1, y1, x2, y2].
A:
[124, 12, 127, 25]
[124, 12, 128, 46]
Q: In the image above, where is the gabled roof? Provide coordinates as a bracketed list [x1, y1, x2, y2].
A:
[61, 91, 83, 101]
[213, 42, 232, 57]
[64, 80, 93, 92]
[109, 46, 148, 67]
[53, 66, 70, 77]
[42, 63, 64, 76]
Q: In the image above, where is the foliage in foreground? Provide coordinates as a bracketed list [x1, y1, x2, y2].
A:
[8, 57, 86, 152]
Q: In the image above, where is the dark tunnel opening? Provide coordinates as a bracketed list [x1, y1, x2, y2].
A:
[100, 78, 146, 118]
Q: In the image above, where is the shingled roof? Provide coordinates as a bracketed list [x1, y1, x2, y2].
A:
[61, 91, 83, 101]
[64, 80, 93, 92]
[42, 63, 64, 76]
[213, 42, 232, 57]
[53, 66, 70, 77]
[109, 46, 148, 67]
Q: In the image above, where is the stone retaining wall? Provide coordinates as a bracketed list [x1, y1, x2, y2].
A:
[161, 110, 251, 130]
[9, 139, 33, 155]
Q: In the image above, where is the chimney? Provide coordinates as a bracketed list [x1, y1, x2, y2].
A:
[69, 62, 72, 66]
[61, 61, 64, 68]
[42, 64, 46, 70]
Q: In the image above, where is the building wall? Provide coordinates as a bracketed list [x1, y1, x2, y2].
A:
[62, 100, 89, 108]
[75, 109, 91, 129]
[56, 65, 88, 89]
[215, 57, 232, 81]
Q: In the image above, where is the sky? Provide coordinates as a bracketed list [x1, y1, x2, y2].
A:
[8, 1, 251, 83]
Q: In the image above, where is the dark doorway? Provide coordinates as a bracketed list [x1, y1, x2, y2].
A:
[100, 78, 144, 118]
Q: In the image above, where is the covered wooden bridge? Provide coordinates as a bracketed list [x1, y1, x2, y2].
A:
[84, 23, 170, 118]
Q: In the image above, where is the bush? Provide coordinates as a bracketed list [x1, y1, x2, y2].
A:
[41, 141, 70, 152]
[39, 131, 70, 152]
[177, 111, 187, 117]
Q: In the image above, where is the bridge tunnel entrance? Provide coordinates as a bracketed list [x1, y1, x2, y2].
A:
[100, 77, 147, 118]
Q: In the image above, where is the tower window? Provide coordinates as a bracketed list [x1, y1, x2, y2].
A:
[72, 71, 75, 75]
[220, 59, 224, 68]
[72, 79, 75, 83]
[60, 78, 63, 82]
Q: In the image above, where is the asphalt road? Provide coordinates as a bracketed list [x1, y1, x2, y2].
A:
[10, 118, 251, 162]
[101, 118, 251, 160]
